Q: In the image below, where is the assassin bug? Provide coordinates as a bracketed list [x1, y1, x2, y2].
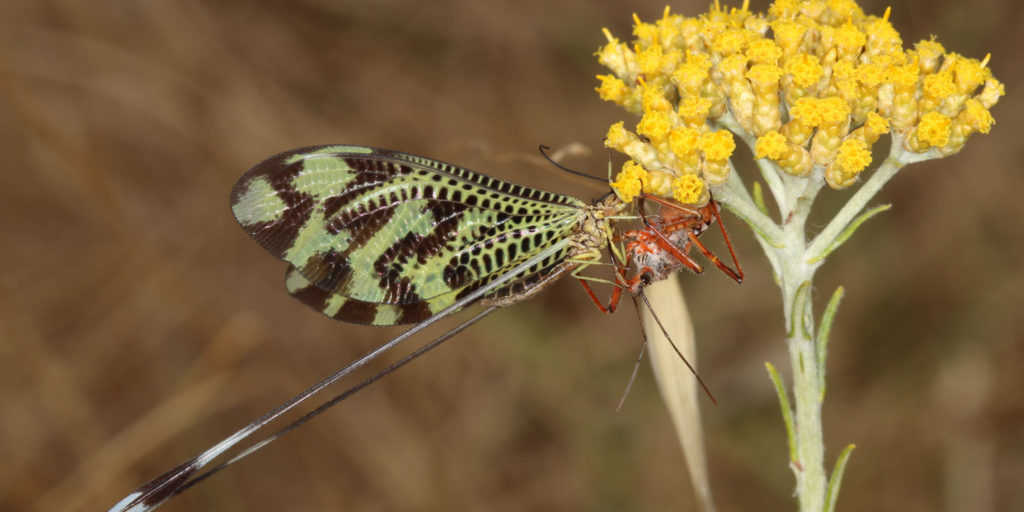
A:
[577, 193, 744, 315]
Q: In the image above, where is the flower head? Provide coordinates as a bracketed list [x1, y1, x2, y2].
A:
[599, 0, 1003, 199]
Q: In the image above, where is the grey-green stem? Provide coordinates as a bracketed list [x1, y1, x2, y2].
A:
[706, 131, 919, 512]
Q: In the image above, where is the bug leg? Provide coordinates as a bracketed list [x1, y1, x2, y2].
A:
[572, 262, 627, 314]
[684, 231, 743, 282]
[708, 200, 744, 282]
[577, 279, 623, 314]
[576, 258, 658, 314]
[671, 202, 743, 283]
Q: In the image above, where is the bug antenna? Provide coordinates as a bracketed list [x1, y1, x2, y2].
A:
[638, 291, 718, 405]
[615, 295, 650, 412]
[538, 145, 606, 183]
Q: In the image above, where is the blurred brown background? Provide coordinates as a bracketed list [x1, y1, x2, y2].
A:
[1, 1, 1021, 511]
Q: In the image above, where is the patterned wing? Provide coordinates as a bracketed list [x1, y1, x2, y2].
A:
[232, 145, 586, 324]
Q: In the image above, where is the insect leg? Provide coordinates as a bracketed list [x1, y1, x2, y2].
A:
[677, 202, 742, 283]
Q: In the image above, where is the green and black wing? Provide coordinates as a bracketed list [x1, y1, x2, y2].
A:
[231, 145, 586, 325]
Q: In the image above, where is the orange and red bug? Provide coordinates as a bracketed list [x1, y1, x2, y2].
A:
[576, 194, 743, 314]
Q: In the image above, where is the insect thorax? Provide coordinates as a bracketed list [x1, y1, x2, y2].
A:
[568, 195, 625, 262]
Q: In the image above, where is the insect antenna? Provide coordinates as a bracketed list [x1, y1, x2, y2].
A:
[538, 144, 607, 183]
[637, 290, 718, 406]
[614, 295, 649, 412]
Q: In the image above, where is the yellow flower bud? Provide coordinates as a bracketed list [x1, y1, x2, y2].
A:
[790, 97, 824, 127]
[888, 61, 919, 92]
[702, 159, 731, 186]
[958, 99, 995, 135]
[596, 74, 629, 105]
[610, 160, 648, 202]
[811, 123, 847, 166]
[746, 38, 782, 65]
[818, 97, 852, 125]
[646, 169, 674, 197]
[772, 20, 807, 56]
[910, 111, 952, 150]
[830, 23, 867, 60]
[825, 0, 865, 21]
[951, 55, 988, 95]
[787, 53, 824, 89]
[781, 118, 814, 146]
[922, 70, 956, 109]
[633, 14, 659, 45]
[677, 96, 712, 125]
[713, 28, 753, 56]
[637, 110, 673, 141]
[855, 62, 886, 88]
[672, 173, 706, 205]
[755, 131, 788, 160]
[641, 83, 673, 112]
[827, 60, 859, 102]
[977, 77, 1005, 109]
[747, 63, 784, 90]
[636, 43, 665, 76]
[863, 13, 903, 57]
[744, 64, 784, 134]
[699, 130, 736, 162]
[834, 138, 872, 177]
[915, 39, 946, 73]
[863, 112, 890, 140]
[605, 121, 632, 150]
[669, 127, 701, 158]
[672, 60, 709, 95]
[597, 28, 634, 77]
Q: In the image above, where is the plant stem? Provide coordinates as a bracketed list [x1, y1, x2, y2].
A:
[806, 147, 904, 260]
[776, 166, 827, 512]
[708, 123, 919, 512]
[788, 325, 825, 511]
[714, 156, 851, 512]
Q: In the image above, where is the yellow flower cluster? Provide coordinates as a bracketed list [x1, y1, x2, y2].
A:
[598, 0, 1003, 197]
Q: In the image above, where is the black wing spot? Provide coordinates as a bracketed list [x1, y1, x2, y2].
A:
[334, 299, 379, 324]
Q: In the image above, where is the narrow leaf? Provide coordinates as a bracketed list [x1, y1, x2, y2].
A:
[825, 444, 856, 512]
[752, 181, 769, 217]
[765, 362, 797, 463]
[816, 286, 845, 401]
[789, 281, 812, 339]
[808, 204, 891, 264]
[644, 280, 717, 512]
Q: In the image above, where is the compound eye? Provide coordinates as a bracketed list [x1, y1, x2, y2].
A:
[640, 272, 653, 285]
